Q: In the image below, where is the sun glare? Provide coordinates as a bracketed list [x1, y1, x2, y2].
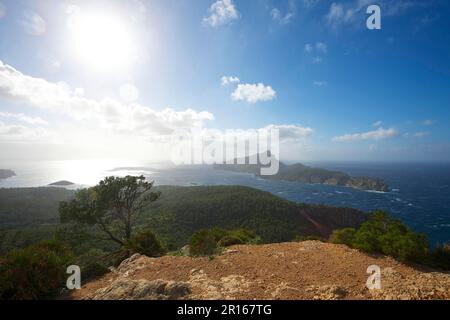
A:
[68, 10, 136, 71]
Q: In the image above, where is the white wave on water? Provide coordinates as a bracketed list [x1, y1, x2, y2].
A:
[365, 190, 388, 194]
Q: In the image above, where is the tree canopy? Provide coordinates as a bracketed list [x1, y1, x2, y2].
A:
[59, 176, 160, 246]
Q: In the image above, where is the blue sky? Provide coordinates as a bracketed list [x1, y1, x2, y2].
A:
[0, 0, 449, 162]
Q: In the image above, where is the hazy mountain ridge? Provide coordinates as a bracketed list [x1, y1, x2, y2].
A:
[0, 169, 15, 180]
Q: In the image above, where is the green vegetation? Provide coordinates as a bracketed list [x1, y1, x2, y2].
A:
[60, 175, 161, 246]
[2, 178, 448, 300]
[0, 187, 74, 230]
[124, 229, 166, 258]
[329, 228, 357, 247]
[0, 184, 366, 253]
[189, 230, 218, 256]
[429, 244, 450, 270]
[189, 228, 260, 256]
[330, 211, 450, 269]
[143, 185, 365, 249]
[0, 240, 74, 300]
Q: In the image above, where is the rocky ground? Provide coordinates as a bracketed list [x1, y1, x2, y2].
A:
[70, 241, 450, 300]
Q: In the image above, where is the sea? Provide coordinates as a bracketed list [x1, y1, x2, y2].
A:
[0, 159, 449, 246]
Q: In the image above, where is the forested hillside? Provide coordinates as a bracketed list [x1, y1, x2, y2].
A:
[0, 185, 366, 252]
[142, 186, 366, 248]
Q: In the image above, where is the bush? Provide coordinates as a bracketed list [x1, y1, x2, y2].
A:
[125, 229, 166, 258]
[208, 228, 229, 243]
[189, 230, 218, 256]
[352, 212, 428, 262]
[331, 211, 428, 264]
[81, 262, 110, 281]
[105, 228, 167, 267]
[74, 248, 109, 281]
[429, 244, 450, 270]
[0, 240, 74, 300]
[329, 228, 357, 246]
[228, 229, 261, 245]
[218, 235, 244, 247]
[190, 228, 261, 256]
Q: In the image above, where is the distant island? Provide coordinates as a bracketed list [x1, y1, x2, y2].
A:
[48, 180, 75, 186]
[0, 169, 16, 180]
[214, 157, 389, 192]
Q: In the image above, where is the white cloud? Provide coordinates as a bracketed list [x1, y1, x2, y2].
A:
[270, 1, 296, 25]
[74, 88, 85, 96]
[325, 0, 376, 28]
[203, 0, 239, 27]
[326, 2, 346, 27]
[21, 11, 46, 36]
[262, 124, 314, 142]
[0, 121, 51, 142]
[0, 112, 48, 125]
[325, 0, 421, 29]
[313, 81, 327, 87]
[373, 120, 383, 127]
[231, 83, 276, 104]
[332, 127, 399, 142]
[270, 8, 281, 20]
[0, 60, 214, 138]
[221, 76, 240, 86]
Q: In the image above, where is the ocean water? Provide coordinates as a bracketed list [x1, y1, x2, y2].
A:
[0, 160, 449, 245]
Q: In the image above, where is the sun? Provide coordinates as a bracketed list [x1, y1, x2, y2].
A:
[68, 9, 136, 71]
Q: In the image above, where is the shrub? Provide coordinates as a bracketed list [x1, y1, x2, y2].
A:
[114, 228, 168, 266]
[189, 230, 218, 256]
[190, 228, 261, 256]
[208, 228, 229, 243]
[82, 262, 110, 281]
[74, 248, 109, 281]
[218, 235, 244, 247]
[329, 228, 357, 246]
[125, 229, 166, 258]
[228, 229, 261, 245]
[429, 244, 450, 270]
[331, 211, 429, 264]
[0, 240, 74, 300]
[352, 212, 428, 262]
